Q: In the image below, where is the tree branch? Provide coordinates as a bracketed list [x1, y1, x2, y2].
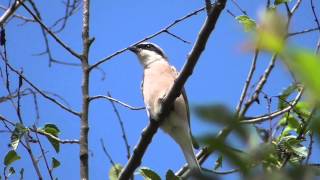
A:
[89, 6, 207, 71]
[79, 0, 91, 179]
[89, 95, 145, 110]
[0, 0, 25, 26]
[19, 1, 82, 60]
[118, 1, 227, 179]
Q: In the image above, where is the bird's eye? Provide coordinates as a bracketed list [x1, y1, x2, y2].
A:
[145, 44, 151, 49]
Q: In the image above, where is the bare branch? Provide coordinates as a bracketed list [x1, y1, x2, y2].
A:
[89, 95, 145, 110]
[79, 0, 91, 179]
[107, 92, 131, 160]
[33, 125, 54, 180]
[310, 0, 320, 53]
[30, 128, 79, 144]
[240, 54, 277, 117]
[2, 61, 81, 116]
[231, 0, 247, 15]
[287, 27, 320, 37]
[0, 4, 34, 23]
[89, 6, 207, 71]
[0, 0, 25, 26]
[118, 1, 227, 179]
[100, 139, 117, 167]
[19, 1, 82, 59]
[240, 87, 303, 124]
[236, 49, 259, 115]
[165, 30, 191, 44]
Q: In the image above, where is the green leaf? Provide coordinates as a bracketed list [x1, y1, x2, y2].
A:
[52, 157, 60, 169]
[10, 123, 28, 150]
[139, 167, 161, 180]
[236, 15, 256, 32]
[294, 102, 311, 119]
[109, 164, 123, 180]
[283, 50, 320, 102]
[214, 155, 223, 170]
[278, 115, 300, 137]
[278, 84, 299, 109]
[41, 124, 60, 153]
[166, 170, 180, 180]
[274, 0, 292, 5]
[194, 104, 235, 123]
[4, 150, 21, 166]
[291, 146, 308, 158]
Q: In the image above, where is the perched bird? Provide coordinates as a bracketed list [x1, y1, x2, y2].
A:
[129, 42, 201, 172]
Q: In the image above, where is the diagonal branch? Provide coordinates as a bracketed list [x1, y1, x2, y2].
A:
[89, 6, 207, 71]
[118, 1, 227, 179]
[89, 95, 145, 110]
[19, 0, 82, 60]
[0, 0, 25, 26]
[3, 61, 80, 116]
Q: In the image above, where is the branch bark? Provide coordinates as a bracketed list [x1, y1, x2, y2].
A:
[79, 0, 91, 179]
[0, 0, 25, 26]
[118, 1, 227, 179]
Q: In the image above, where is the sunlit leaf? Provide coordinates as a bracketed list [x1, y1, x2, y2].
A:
[294, 102, 311, 119]
[10, 123, 28, 150]
[278, 115, 300, 137]
[278, 84, 299, 109]
[283, 50, 320, 102]
[139, 167, 161, 180]
[274, 0, 292, 5]
[4, 150, 21, 166]
[109, 164, 123, 180]
[40, 124, 60, 153]
[236, 15, 256, 32]
[166, 169, 180, 180]
[52, 157, 60, 169]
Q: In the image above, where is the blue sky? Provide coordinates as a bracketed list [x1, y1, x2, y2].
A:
[0, 0, 319, 179]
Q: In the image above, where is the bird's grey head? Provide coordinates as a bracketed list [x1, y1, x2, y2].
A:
[129, 42, 168, 67]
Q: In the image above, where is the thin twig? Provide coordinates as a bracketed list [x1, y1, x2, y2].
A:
[0, 0, 25, 26]
[19, 0, 82, 59]
[241, 88, 303, 124]
[33, 125, 54, 180]
[89, 95, 145, 110]
[165, 30, 191, 44]
[0, 4, 34, 23]
[287, 27, 320, 37]
[310, 0, 320, 53]
[89, 6, 207, 71]
[231, 0, 247, 15]
[2, 60, 80, 116]
[236, 49, 259, 115]
[107, 92, 131, 160]
[100, 139, 116, 167]
[240, 54, 277, 117]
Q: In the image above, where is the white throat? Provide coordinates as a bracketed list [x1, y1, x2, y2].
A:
[137, 50, 167, 68]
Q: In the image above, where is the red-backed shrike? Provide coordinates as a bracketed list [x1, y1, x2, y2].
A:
[129, 42, 201, 172]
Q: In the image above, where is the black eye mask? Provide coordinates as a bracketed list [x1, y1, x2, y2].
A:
[136, 43, 166, 58]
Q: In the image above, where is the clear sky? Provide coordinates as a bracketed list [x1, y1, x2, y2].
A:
[0, 0, 319, 179]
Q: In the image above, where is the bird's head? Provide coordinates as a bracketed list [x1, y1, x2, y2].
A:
[129, 42, 167, 67]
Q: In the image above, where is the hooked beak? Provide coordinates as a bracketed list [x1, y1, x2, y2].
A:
[128, 45, 139, 53]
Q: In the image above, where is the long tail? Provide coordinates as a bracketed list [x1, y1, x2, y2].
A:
[170, 128, 201, 173]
